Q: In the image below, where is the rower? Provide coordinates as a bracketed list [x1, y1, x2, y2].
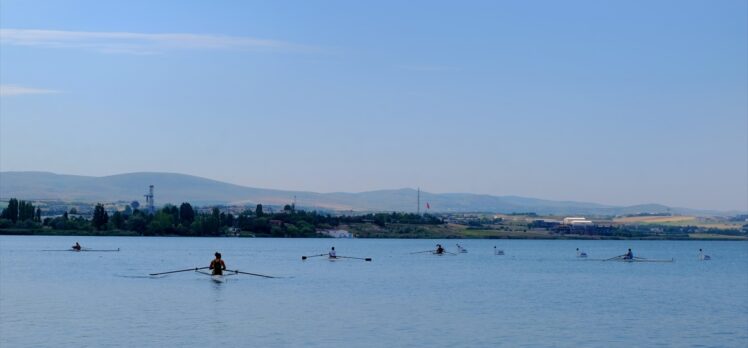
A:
[209, 252, 226, 275]
[623, 248, 634, 260]
[698, 249, 711, 261]
[72, 242, 81, 251]
[576, 248, 588, 258]
[329, 246, 337, 259]
[456, 243, 465, 252]
[494, 246, 504, 255]
[435, 244, 445, 254]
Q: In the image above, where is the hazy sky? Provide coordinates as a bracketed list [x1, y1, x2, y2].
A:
[1, 0, 746, 211]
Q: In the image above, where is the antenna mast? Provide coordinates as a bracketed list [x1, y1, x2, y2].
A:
[417, 187, 420, 215]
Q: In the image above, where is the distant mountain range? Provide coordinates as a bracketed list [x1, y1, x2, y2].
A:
[0, 171, 737, 216]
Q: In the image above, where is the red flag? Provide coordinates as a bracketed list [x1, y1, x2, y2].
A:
[426, 203, 430, 209]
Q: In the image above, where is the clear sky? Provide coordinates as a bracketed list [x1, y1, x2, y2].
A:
[1, 0, 746, 211]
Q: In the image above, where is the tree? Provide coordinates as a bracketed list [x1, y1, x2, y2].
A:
[18, 201, 35, 221]
[225, 213, 235, 228]
[127, 214, 147, 234]
[256, 204, 264, 217]
[110, 211, 125, 229]
[35, 207, 42, 222]
[92, 203, 109, 230]
[69, 207, 78, 215]
[1, 198, 19, 223]
[283, 204, 293, 212]
[148, 211, 175, 235]
[162, 205, 179, 224]
[179, 202, 195, 224]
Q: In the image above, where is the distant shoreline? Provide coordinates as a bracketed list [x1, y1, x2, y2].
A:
[2, 229, 745, 241]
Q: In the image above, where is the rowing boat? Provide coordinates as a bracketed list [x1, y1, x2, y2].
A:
[196, 270, 230, 283]
[617, 258, 674, 263]
[76, 248, 120, 252]
[605, 256, 674, 263]
[42, 248, 120, 252]
[150, 267, 277, 279]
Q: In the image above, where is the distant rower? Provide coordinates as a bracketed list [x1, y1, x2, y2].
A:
[329, 246, 337, 259]
[210, 252, 226, 275]
[435, 244, 445, 254]
[698, 249, 711, 261]
[72, 242, 81, 251]
[456, 244, 467, 253]
[576, 248, 588, 258]
[494, 246, 504, 255]
[623, 248, 634, 260]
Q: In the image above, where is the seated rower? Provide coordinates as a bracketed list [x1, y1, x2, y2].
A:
[623, 248, 634, 260]
[329, 246, 337, 259]
[209, 252, 226, 275]
[72, 242, 82, 251]
[435, 244, 445, 254]
[494, 246, 504, 255]
[576, 248, 588, 258]
[698, 249, 711, 261]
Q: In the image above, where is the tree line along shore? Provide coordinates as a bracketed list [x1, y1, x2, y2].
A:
[1, 198, 746, 240]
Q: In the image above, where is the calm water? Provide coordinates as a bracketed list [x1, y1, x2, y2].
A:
[1, 236, 746, 347]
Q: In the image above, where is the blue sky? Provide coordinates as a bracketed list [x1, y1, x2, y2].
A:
[1, 0, 746, 211]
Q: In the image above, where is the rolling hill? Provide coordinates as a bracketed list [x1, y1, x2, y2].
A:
[0, 171, 734, 216]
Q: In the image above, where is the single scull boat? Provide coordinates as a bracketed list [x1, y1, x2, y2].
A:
[42, 248, 120, 252]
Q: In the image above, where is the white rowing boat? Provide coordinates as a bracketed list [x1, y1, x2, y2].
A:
[150, 267, 277, 279]
[42, 248, 120, 252]
[196, 270, 232, 282]
[606, 257, 674, 263]
[620, 258, 673, 263]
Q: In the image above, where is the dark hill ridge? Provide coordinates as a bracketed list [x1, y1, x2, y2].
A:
[0, 171, 733, 216]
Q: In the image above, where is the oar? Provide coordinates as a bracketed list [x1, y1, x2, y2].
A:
[604, 255, 625, 261]
[150, 267, 209, 276]
[302, 253, 327, 260]
[225, 269, 277, 279]
[444, 251, 457, 255]
[632, 257, 674, 263]
[337, 256, 372, 261]
[409, 250, 434, 254]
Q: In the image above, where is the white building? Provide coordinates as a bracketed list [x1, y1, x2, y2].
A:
[319, 229, 352, 238]
[563, 217, 593, 225]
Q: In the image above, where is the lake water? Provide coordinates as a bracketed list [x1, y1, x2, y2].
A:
[1, 236, 747, 347]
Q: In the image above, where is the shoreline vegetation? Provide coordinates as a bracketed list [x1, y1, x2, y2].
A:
[1, 198, 746, 240]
